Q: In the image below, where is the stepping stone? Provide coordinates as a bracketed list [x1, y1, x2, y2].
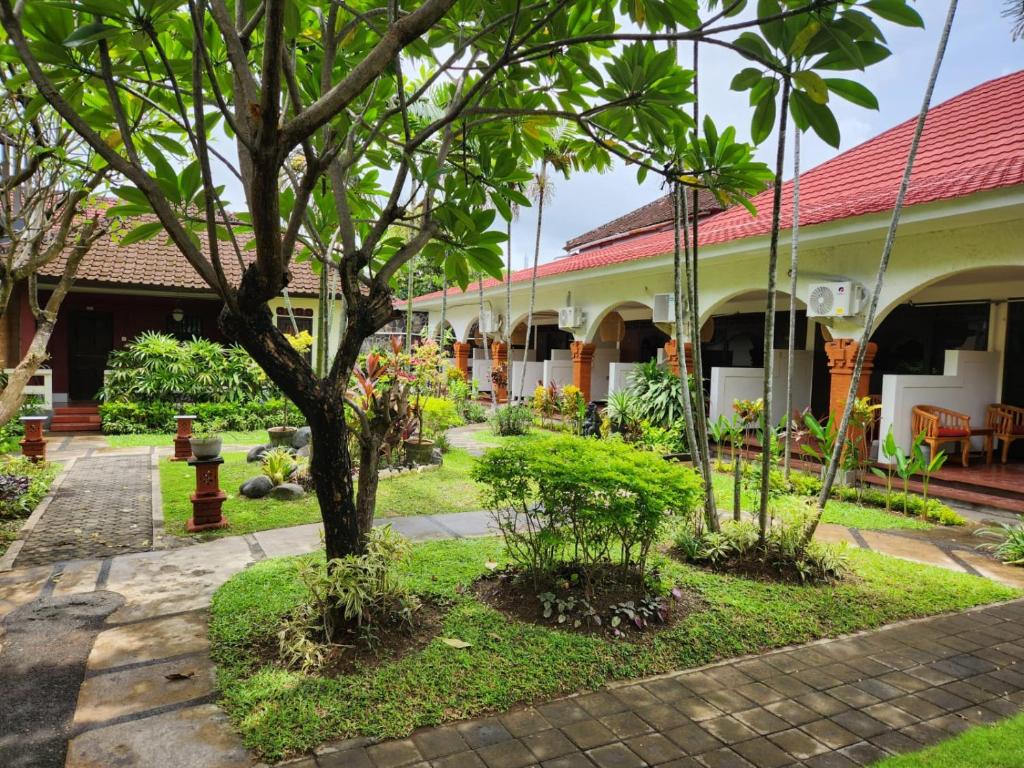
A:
[87, 612, 208, 672]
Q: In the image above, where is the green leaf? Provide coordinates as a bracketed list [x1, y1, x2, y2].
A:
[750, 93, 776, 145]
[63, 22, 120, 48]
[865, 0, 925, 28]
[793, 70, 828, 105]
[823, 78, 879, 109]
[118, 221, 164, 246]
[793, 91, 840, 147]
[730, 68, 762, 91]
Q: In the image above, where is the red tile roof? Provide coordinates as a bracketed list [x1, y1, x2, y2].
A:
[416, 70, 1024, 303]
[39, 213, 322, 296]
[564, 188, 723, 252]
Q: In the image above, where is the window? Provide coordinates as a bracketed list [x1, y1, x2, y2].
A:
[166, 312, 203, 340]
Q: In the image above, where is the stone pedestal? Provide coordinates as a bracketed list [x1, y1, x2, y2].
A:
[19, 416, 47, 463]
[172, 415, 197, 461]
[490, 341, 508, 404]
[452, 341, 470, 379]
[186, 456, 229, 532]
[663, 340, 694, 377]
[570, 341, 596, 403]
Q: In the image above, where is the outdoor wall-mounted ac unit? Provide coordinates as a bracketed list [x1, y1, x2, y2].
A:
[479, 308, 499, 333]
[806, 281, 865, 318]
[558, 306, 585, 330]
[652, 293, 676, 324]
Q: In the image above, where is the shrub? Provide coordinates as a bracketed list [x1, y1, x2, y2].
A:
[261, 448, 298, 485]
[473, 435, 703, 595]
[277, 526, 420, 669]
[490, 404, 533, 436]
[102, 332, 266, 403]
[627, 360, 688, 428]
[0, 457, 57, 519]
[419, 397, 463, 440]
[462, 401, 488, 424]
[976, 523, 1024, 566]
[98, 398, 302, 434]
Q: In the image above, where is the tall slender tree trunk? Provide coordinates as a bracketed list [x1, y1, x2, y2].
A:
[758, 78, 792, 542]
[804, 0, 960, 546]
[671, 183, 708, 530]
[518, 161, 546, 402]
[783, 129, 801, 480]
[505, 218, 513, 346]
[405, 259, 415, 354]
[437, 274, 448, 345]
[477, 275, 494, 409]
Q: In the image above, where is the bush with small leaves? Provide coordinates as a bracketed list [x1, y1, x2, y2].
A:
[490, 404, 533, 436]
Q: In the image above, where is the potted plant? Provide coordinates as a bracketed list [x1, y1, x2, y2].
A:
[19, 397, 48, 441]
[190, 419, 225, 459]
[402, 393, 434, 465]
[267, 399, 297, 447]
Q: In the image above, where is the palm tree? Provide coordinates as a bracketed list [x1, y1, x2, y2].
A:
[1005, 1, 1024, 39]
[804, 0, 961, 546]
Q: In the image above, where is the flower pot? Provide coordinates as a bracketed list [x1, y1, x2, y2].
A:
[267, 426, 297, 448]
[404, 438, 435, 465]
[189, 436, 223, 460]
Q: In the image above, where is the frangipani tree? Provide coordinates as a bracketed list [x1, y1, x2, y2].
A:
[0, 0, 924, 574]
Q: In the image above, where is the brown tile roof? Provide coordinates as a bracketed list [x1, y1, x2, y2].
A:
[563, 188, 724, 252]
[39, 213, 322, 296]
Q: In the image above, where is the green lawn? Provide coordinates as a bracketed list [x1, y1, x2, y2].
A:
[875, 712, 1024, 767]
[210, 538, 1019, 760]
[159, 449, 488, 539]
[709, 473, 934, 531]
[106, 430, 269, 448]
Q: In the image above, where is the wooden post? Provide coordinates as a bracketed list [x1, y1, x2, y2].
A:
[452, 341, 470, 379]
[490, 341, 508, 404]
[825, 339, 878, 458]
[570, 341, 596, 403]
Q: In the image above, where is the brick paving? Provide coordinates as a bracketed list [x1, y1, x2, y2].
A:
[312, 600, 1024, 768]
[14, 454, 153, 567]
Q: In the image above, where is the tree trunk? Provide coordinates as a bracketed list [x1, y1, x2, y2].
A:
[518, 162, 546, 402]
[783, 129, 801, 480]
[804, 0, 960, 546]
[758, 78, 791, 542]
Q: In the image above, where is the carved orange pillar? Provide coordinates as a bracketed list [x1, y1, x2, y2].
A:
[570, 341, 596, 403]
[490, 341, 508, 404]
[452, 341, 470, 378]
[826, 339, 878, 457]
[663, 340, 693, 377]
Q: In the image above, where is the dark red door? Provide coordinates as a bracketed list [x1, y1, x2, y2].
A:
[68, 311, 114, 401]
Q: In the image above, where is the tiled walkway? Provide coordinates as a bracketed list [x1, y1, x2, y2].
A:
[13, 454, 153, 567]
[316, 601, 1024, 768]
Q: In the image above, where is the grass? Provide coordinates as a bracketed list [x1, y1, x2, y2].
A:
[106, 430, 268, 448]
[159, 449, 488, 539]
[874, 712, 1024, 767]
[709, 472, 933, 531]
[210, 537, 1020, 760]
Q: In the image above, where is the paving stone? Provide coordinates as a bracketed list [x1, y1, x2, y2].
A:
[585, 743, 645, 768]
[767, 728, 830, 761]
[576, 692, 630, 717]
[764, 700, 820, 726]
[794, 692, 848, 718]
[764, 676, 814, 698]
[675, 698, 724, 722]
[634, 703, 691, 730]
[888, 694, 946, 721]
[457, 719, 514, 749]
[860, 703, 918, 730]
[953, 705, 1005, 725]
[622, 733, 680, 764]
[664, 724, 724, 756]
[867, 730, 921, 755]
[916, 687, 972, 712]
[598, 712, 653, 740]
[836, 741, 888, 766]
[734, 683, 786, 707]
[612, 686, 662, 710]
[432, 751, 487, 768]
[538, 701, 591, 727]
[74, 654, 216, 727]
[824, 686, 881, 709]
[733, 660, 777, 682]
[732, 707, 790, 736]
[86, 611, 208, 671]
[561, 720, 617, 750]
[729, 737, 794, 768]
[798, 721, 859, 750]
[677, 671, 721, 695]
[803, 752, 857, 768]
[522, 730, 578, 761]
[367, 739, 422, 768]
[541, 755, 596, 768]
[875, 671, 929, 693]
[921, 714, 972, 736]
[317, 747, 374, 768]
[15, 455, 153, 567]
[702, 690, 754, 715]
[501, 709, 554, 738]
[64, 703, 249, 768]
[702, 716, 758, 744]
[898, 722, 947, 746]
[51, 560, 102, 597]
[476, 739, 536, 768]
[694, 746, 755, 768]
[828, 711, 889, 740]
[412, 727, 468, 759]
[849, 678, 903, 702]
[643, 678, 692, 705]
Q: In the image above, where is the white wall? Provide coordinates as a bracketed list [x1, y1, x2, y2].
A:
[543, 360, 574, 390]
[878, 350, 1000, 459]
[709, 351, 813, 425]
[471, 358, 492, 392]
[509, 361, 545, 401]
[590, 347, 620, 401]
[608, 363, 638, 395]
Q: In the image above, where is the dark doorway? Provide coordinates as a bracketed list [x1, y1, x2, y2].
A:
[1003, 301, 1024, 408]
[68, 311, 114, 401]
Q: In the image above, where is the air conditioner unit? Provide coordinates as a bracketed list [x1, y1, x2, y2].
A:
[479, 308, 499, 334]
[558, 306, 585, 330]
[652, 293, 676, 324]
[806, 281, 865, 318]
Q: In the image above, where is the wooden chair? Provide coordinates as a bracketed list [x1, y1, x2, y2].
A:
[911, 405, 972, 467]
[988, 404, 1024, 464]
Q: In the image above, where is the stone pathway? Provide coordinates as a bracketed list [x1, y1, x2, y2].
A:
[13, 454, 154, 567]
[318, 599, 1024, 768]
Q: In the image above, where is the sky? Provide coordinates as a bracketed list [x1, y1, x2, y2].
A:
[213, 1, 1022, 269]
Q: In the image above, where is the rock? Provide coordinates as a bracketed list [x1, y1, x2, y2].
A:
[292, 426, 311, 449]
[239, 475, 274, 499]
[296, 445, 310, 459]
[246, 444, 269, 463]
[269, 482, 305, 501]
[430, 448, 443, 465]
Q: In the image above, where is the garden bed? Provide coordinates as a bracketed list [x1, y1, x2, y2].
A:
[210, 537, 1020, 761]
[0, 458, 59, 558]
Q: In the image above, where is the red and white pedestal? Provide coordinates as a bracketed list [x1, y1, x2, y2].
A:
[186, 456, 229, 532]
[172, 415, 197, 461]
[19, 416, 47, 463]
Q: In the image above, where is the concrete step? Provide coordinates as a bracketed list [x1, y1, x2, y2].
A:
[53, 406, 100, 416]
[48, 423, 103, 433]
